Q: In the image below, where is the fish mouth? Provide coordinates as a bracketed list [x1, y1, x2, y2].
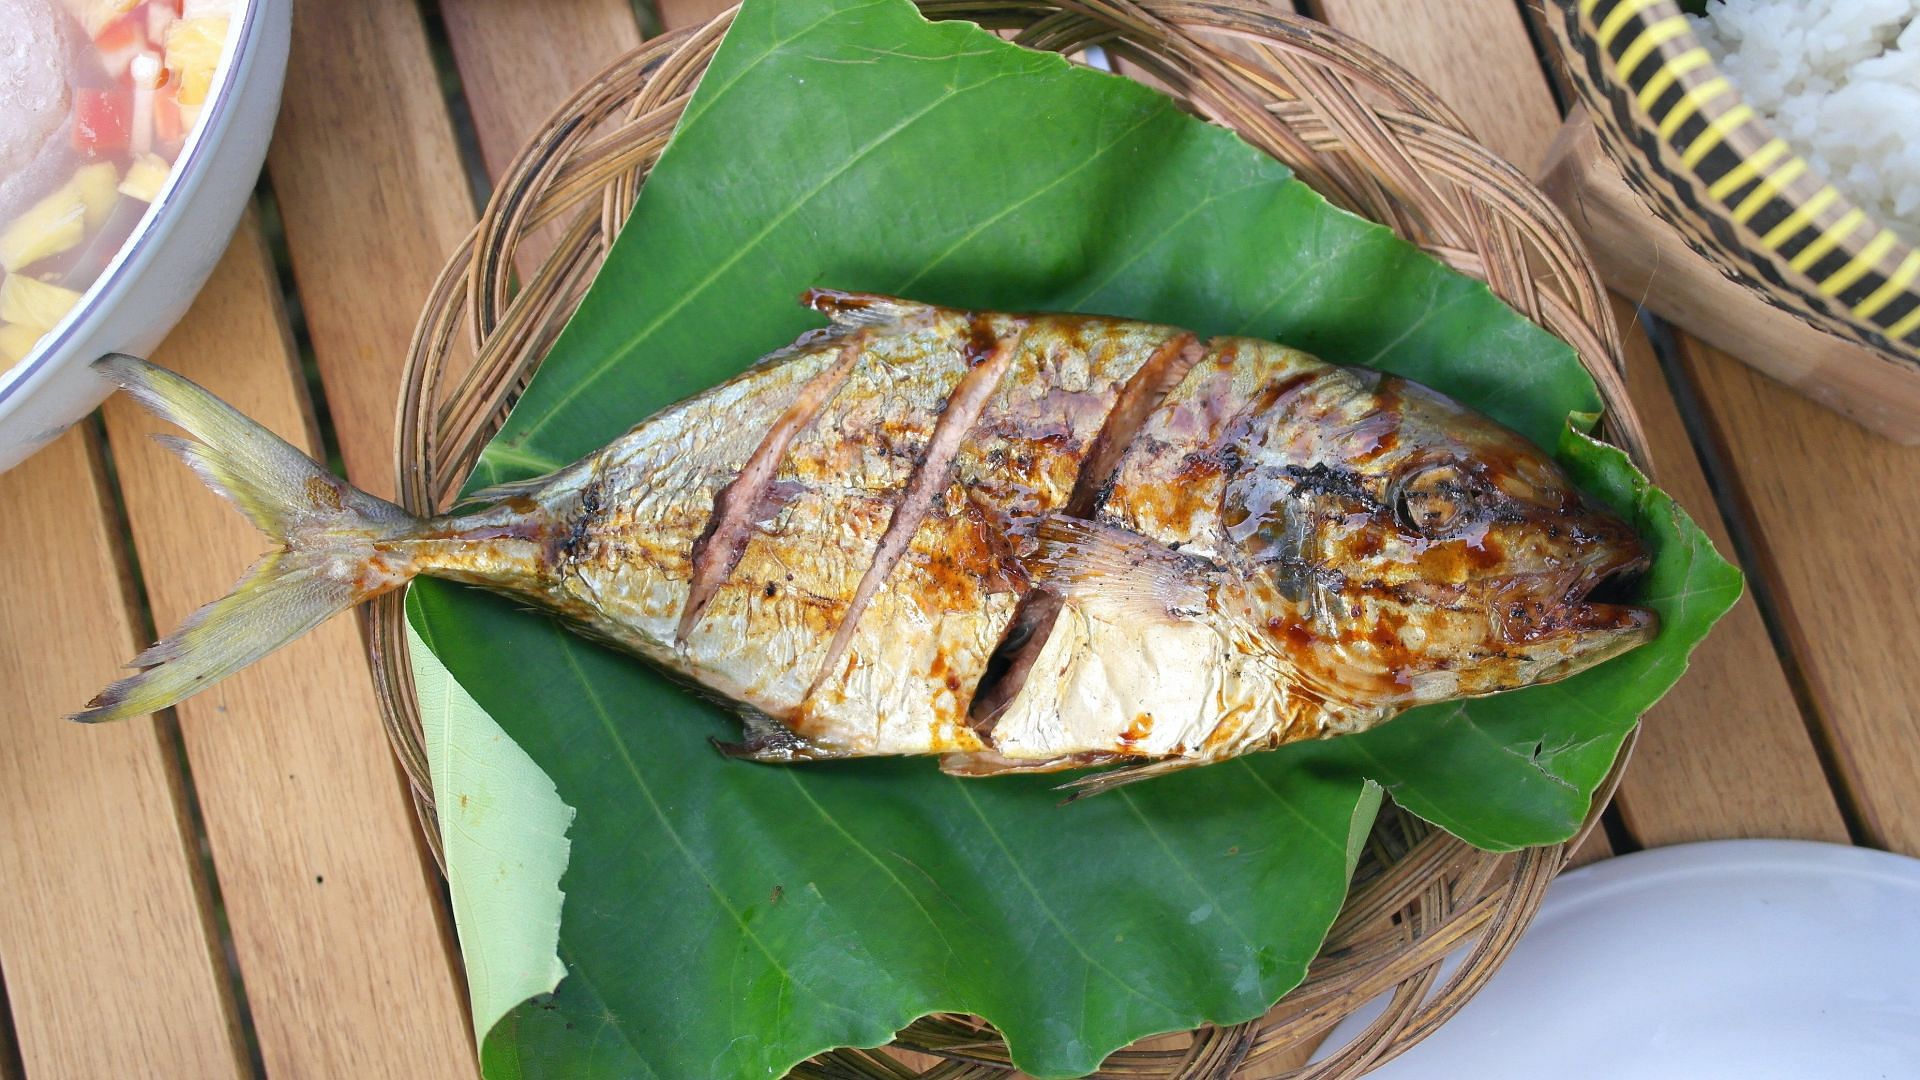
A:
[1489, 547, 1657, 648]
[1561, 548, 1656, 640]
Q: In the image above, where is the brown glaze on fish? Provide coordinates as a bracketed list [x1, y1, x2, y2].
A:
[76, 291, 1656, 790]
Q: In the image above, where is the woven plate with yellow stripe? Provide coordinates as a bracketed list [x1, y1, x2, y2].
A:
[1550, 0, 1920, 363]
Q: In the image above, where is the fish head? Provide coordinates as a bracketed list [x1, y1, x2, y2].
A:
[1221, 368, 1657, 708]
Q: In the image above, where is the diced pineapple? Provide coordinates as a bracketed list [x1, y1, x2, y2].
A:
[165, 16, 229, 107]
[183, 0, 233, 16]
[0, 275, 84, 333]
[0, 189, 86, 273]
[0, 322, 46, 367]
[0, 165, 125, 272]
[119, 154, 173, 203]
[73, 162, 123, 229]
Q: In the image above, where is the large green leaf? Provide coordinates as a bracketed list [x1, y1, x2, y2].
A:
[408, 0, 1741, 1075]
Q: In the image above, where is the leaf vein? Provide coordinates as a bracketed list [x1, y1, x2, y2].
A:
[517, 69, 1025, 442]
[951, 782, 1183, 1017]
[555, 637, 872, 1030]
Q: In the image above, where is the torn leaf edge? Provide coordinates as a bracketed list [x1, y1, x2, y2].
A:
[407, 601, 576, 1055]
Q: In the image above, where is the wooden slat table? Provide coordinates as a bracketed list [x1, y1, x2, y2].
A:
[0, 1, 1903, 1075]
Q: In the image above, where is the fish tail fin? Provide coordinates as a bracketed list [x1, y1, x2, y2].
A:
[74, 354, 424, 724]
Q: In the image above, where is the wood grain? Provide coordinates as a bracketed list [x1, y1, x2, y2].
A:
[1679, 338, 1920, 855]
[0, 429, 246, 1079]
[440, 0, 647, 180]
[266, 0, 477, 497]
[1310, 1, 1559, 173]
[1308, 0, 1843, 849]
[100, 216, 479, 1078]
[657, 0, 736, 32]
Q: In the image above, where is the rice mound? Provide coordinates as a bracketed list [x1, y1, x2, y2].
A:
[1689, 0, 1920, 248]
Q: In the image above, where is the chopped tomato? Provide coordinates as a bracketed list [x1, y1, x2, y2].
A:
[73, 88, 133, 157]
[94, 9, 150, 81]
[153, 81, 184, 148]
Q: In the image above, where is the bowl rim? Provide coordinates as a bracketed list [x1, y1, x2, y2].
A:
[0, 0, 271, 410]
[1557, 0, 1920, 363]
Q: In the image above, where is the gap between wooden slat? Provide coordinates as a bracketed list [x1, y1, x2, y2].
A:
[1514, 0, 1574, 113]
[150, 715, 272, 1080]
[433, 0, 646, 275]
[1602, 299, 1849, 845]
[255, 175, 346, 477]
[415, 0, 499, 214]
[1594, 803, 1637, 861]
[0, 956, 27, 1080]
[435, 0, 645, 182]
[630, 0, 663, 37]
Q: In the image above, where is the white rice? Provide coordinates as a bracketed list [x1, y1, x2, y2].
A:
[1689, 0, 1920, 248]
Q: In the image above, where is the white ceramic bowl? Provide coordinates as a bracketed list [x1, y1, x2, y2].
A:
[0, 0, 292, 474]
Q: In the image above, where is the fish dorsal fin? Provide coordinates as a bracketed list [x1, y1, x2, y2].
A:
[801, 288, 934, 328]
[1028, 516, 1213, 620]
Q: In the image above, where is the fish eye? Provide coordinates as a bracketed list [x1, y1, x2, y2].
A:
[1394, 463, 1473, 536]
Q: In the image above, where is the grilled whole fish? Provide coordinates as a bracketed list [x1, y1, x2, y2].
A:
[78, 290, 1657, 790]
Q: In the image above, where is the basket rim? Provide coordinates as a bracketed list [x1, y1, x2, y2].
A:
[370, 3, 1649, 1075]
[1557, 0, 1920, 362]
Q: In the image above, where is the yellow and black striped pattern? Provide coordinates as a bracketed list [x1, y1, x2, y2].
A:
[1559, 0, 1920, 357]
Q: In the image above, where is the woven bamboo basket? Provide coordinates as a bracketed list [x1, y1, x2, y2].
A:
[366, 2, 1648, 1075]
[1551, 0, 1920, 359]
[1543, 0, 1920, 440]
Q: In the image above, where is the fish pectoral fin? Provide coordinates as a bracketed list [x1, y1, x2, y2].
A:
[711, 720, 847, 764]
[938, 750, 1124, 777]
[1054, 756, 1209, 800]
[458, 470, 564, 508]
[1028, 515, 1214, 621]
[801, 287, 935, 328]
